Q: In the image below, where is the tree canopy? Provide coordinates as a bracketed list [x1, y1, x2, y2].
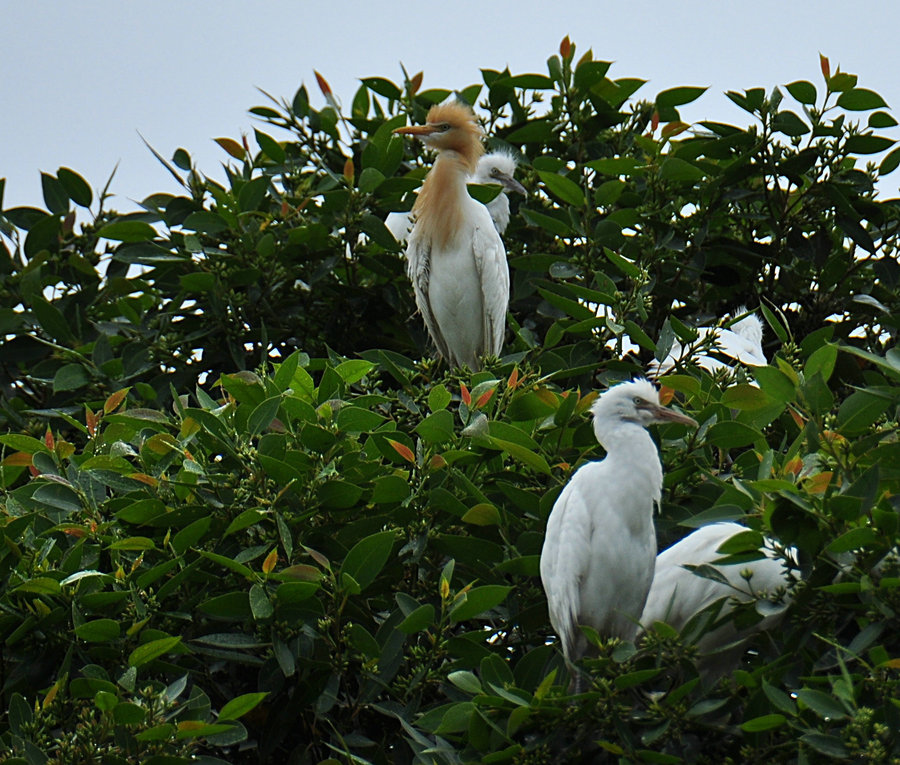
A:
[0, 39, 898, 764]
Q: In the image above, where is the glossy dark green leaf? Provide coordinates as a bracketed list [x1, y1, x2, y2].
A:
[340, 530, 396, 592]
[99, 220, 157, 242]
[449, 585, 512, 622]
[786, 80, 817, 105]
[57, 167, 93, 207]
[837, 88, 888, 111]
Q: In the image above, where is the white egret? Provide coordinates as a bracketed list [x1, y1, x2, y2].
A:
[641, 521, 794, 679]
[385, 150, 525, 243]
[539, 379, 697, 691]
[394, 103, 509, 371]
[652, 308, 767, 376]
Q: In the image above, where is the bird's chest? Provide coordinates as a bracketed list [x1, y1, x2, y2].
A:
[428, 240, 483, 317]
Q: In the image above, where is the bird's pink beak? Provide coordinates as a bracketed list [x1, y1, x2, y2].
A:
[393, 124, 437, 136]
[653, 406, 698, 428]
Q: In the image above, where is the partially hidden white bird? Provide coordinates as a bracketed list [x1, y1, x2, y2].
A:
[385, 149, 525, 243]
[540, 379, 697, 691]
[651, 308, 767, 376]
[393, 103, 510, 371]
[641, 521, 795, 680]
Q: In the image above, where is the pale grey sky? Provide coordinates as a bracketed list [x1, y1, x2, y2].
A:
[3, 1, 899, 211]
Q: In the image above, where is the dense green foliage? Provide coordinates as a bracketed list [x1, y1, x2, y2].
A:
[1, 40, 899, 763]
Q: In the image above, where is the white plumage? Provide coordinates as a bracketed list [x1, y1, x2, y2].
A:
[539, 379, 697, 689]
[394, 103, 510, 371]
[385, 150, 525, 243]
[641, 521, 794, 678]
[651, 308, 767, 376]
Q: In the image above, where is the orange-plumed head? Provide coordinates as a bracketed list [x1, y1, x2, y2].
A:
[393, 101, 484, 171]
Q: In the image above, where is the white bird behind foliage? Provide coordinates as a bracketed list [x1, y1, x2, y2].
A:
[384, 149, 525, 243]
[651, 308, 767, 376]
[641, 521, 794, 679]
[539, 379, 697, 690]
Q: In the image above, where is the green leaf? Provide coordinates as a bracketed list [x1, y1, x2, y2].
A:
[825, 527, 878, 554]
[33, 482, 82, 513]
[837, 390, 891, 435]
[879, 146, 900, 174]
[740, 713, 786, 732]
[837, 88, 888, 111]
[218, 692, 268, 721]
[796, 689, 848, 719]
[128, 636, 182, 667]
[247, 395, 282, 435]
[772, 111, 810, 136]
[57, 167, 93, 207]
[450, 585, 512, 622]
[99, 220, 157, 242]
[334, 359, 375, 384]
[706, 422, 763, 449]
[483, 436, 551, 475]
[656, 86, 707, 108]
[317, 480, 364, 509]
[340, 530, 395, 592]
[32, 296, 75, 344]
[41, 173, 70, 214]
[53, 363, 90, 393]
[786, 80, 817, 105]
[75, 619, 121, 643]
[398, 604, 435, 634]
[659, 157, 705, 182]
[183, 211, 228, 234]
[603, 246, 641, 277]
[800, 733, 849, 758]
[428, 384, 452, 411]
[720, 384, 770, 410]
[461, 503, 501, 526]
[238, 176, 270, 212]
[537, 170, 585, 206]
[415, 410, 455, 444]
[447, 670, 483, 694]
[254, 129, 285, 163]
[846, 134, 895, 154]
[753, 365, 796, 403]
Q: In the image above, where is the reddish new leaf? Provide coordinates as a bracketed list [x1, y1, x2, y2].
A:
[475, 388, 495, 408]
[214, 137, 246, 160]
[104, 387, 129, 414]
[314, 70, 332, 97]
[460, 383, 472, 406]
[387, 438, 416, 464]
[820, 53, 830, 81]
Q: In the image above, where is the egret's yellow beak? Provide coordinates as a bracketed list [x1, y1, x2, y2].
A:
[393, 124, 437, 136]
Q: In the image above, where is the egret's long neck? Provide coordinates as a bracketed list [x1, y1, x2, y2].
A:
[486, 192, 510, 234]
[596, 424, 664, 514]
[413, 150, 474, 249]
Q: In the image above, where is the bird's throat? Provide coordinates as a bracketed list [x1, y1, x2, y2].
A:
[412, 153, 472, 250]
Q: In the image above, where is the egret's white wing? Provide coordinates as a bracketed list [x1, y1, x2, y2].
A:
[405, 233, 452, 363]
[471, 211, 509, 357]
[540, 470, 596, 662]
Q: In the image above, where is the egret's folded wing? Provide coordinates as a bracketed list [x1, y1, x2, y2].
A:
[472, 221, 509, 357]
[540, 475, 594, 662]
[406, 234, 451, 362]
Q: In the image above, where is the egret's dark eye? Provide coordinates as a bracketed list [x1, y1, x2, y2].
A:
[490, 167, 502, 178]
[437, 123, 451, 132]
[632, 396, 644, 406]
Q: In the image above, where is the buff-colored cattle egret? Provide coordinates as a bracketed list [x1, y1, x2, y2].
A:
[539, 379, 697, 691]
[385, 150, 525, 243]
[393, 103, 509, 370]
[641, 521, 794, 679]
